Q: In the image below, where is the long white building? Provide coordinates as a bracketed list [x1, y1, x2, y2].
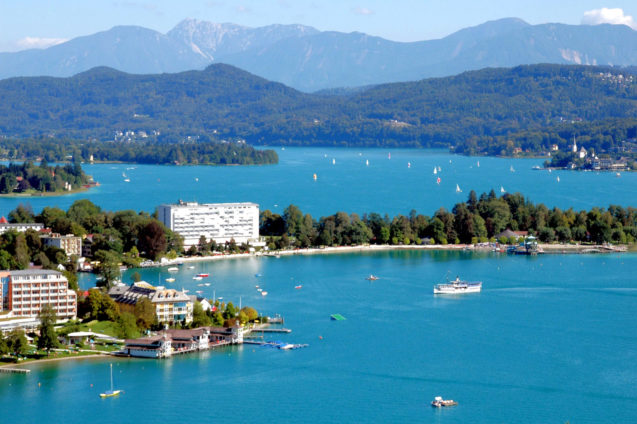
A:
[157, 201, 259, 248]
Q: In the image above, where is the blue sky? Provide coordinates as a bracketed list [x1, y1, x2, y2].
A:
[1, 1, 636, 51]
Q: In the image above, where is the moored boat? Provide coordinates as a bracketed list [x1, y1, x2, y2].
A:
[365, 275, 379, 281]
[431, 396, 457, 407]
[433, 276, 482, 294]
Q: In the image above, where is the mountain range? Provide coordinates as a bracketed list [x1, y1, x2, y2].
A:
[0, 63, 635, 157]
[1, 18, 636, 91]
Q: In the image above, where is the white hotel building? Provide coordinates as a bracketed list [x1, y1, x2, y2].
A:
[157, 201, 259, 248]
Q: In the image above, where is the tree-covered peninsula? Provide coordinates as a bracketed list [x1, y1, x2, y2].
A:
[0, 138, 278, 166]
[0, 160, 93, 195]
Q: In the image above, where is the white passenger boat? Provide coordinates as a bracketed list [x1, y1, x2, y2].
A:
[433, 276, 482, 294]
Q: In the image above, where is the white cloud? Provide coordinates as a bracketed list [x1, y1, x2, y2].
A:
[236, 5, 251, 14]
[581, 8, 636, 30]
[352, 7, 374, 16]
[15, 37, 68, 50]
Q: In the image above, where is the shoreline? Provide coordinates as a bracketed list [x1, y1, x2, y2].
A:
[0, 352, 110, 369]
[145, 242, 630, 268]
[0, 186, 92, 198]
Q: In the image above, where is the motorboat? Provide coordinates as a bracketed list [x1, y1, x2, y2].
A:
[431, 396, 457, 407]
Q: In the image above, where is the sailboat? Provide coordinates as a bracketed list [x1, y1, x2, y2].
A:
[313, 173, 317, 181]
[436, 177, 441, 185]
[557, 176, 560, 182]
[456, 184, 462, 193]
[99, 363, 121, 398]
[332, 158, 335, 165]
[510, 165, 515, 172]
[407, 162, 411, 168]
[477, 161, 480, 168]
[500, 186, 506, 193]
[366, 159, 369, 166]
[433, 167, 437, 175]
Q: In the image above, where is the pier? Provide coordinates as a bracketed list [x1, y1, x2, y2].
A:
[251, 328, 292, 333]
[0, 367, 30, 374]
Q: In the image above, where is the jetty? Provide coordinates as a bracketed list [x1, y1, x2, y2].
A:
[0, 367, 30, 374]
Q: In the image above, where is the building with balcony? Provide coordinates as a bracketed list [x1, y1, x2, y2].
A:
[40, 233, 82, 257]
[108, 282, 193, 325]
[1, 269, 77, 319]
[157, 200, 259, 248]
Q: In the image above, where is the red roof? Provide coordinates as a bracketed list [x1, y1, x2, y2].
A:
[0, 217, 7, 224]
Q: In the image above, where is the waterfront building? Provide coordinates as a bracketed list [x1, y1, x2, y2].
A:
[108, 282, 193, 324]
[0, 269, 77, 319]
[157, 200, 259, 248]
[40, 233, 82, 257]
[122, 324, 243, 358]
[0, 217, 44, 235]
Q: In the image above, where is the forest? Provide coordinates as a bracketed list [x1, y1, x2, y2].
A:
[0, 64, 635, 158]
[259, 191, 637, 248]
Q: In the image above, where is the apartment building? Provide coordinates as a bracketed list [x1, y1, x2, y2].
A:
[1, 269, 77, 319]
[40, 233, 82, 257]
[157, 201, 259, 248]
[108, 282, 193, 325]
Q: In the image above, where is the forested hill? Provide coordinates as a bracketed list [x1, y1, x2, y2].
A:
[0, 63, 635, 155]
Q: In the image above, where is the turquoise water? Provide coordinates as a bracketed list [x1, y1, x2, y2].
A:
[2, 251, 637, 423]
[1, 147, 637, 422]
[1, 147, 636, 217]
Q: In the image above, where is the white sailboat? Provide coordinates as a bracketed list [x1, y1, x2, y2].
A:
[477, 161, 480, 167]
[510, 165, 515, 172]
[433, 167, 437, 174]
[332, 158, 335, 165]
[500, 186, 505, 193]
[407, 162, 411, 168]
[557, 176, 560, 182]
[366, 159, 369, 166]
[456, 184, 462, 193]
[99, 363, 121, 398]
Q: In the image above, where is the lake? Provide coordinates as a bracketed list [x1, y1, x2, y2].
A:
[2, 250, 637, 423]
[1, 147, 636, 218]
[1, 147, 636, 423]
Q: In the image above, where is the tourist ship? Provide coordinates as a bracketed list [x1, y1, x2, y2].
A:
[433, 276, 482, 294]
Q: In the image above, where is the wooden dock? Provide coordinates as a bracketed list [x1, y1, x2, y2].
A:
[251, 328, 292, 333]
[0, 367, 30, 374]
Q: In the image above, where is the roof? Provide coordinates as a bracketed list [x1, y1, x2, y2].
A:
[495, 229, 518, 239]
[0, 217, 7, 224]
[8, 269, 64, 276]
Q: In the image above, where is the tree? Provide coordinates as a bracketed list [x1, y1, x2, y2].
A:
[94, 250, 121, 288]
[240, 306, 259, 322]
[133, 297, 156, 330]
[192, 301, 212, 328]
[37, 304, 59, 353]
[8, 204, 35, 223]
[6, 328, 28, 356]
[138, 221, 167, 260]
[116, 312, 139, 339]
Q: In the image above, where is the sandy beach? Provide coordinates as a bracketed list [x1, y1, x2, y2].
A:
[147, 242, 630, 268]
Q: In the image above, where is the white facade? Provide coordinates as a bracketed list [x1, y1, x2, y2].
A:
[0, 223, 44, 235]
[2, 269, 77, 319]
[158, 201, 259, 248]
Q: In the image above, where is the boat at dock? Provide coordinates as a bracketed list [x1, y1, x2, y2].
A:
[431, 396, 457, 408]
[433, 276, 482, 294]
